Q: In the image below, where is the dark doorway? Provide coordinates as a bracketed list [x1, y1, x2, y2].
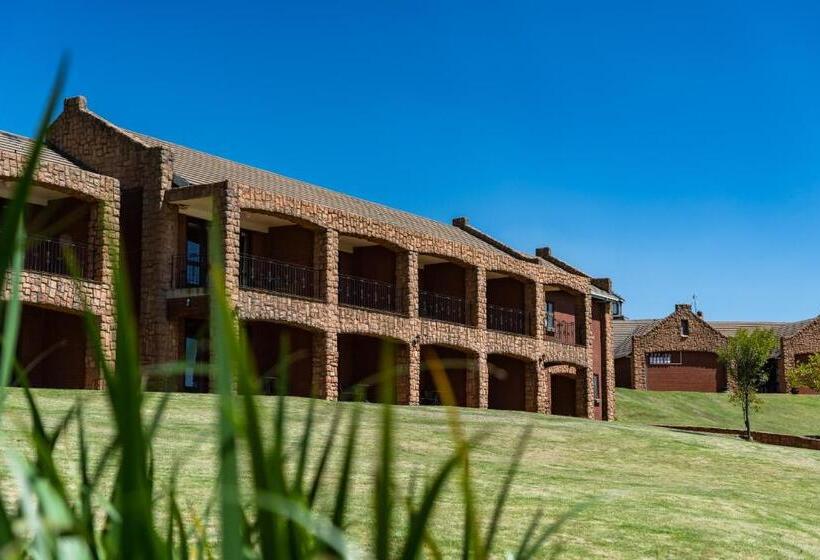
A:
[337, 334, 403, 402]
[551, 374, 576, 416]
[14, 304, 87, 389]
[246, 322, 314, 396]
[420, 346, 470, 407]
[488, 354, 527, 410]
[181, 319, 210, 392]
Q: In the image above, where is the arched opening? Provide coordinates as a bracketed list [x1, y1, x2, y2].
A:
[245, 321, 315, 396]
[14, 304, 87, 389]
[338, 235, 402, 313]
[550, 370, 577, 417]
[337, 333, 406, 402]
[543, 285, 585, 345]
[488, 354, 528, 410]
[486, 272, 533, 335]
[418, 255, 470, 325]
[420, 345, 472, 407]
[239, 211, 320, 300]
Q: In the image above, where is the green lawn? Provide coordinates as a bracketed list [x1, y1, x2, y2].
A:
[616, 388, 820, 436]
[2, 388, 820, 558]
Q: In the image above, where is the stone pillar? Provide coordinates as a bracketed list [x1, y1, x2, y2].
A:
[631, 340, 647, 390]
[312, 330, 338, 400]
[525, 361, 550, 414]
[398, 250, 419, 317]
[530, 282, 545, 340]
[467, 266, 487, 329]
[396, 341, 420, 405]
[215, 183, 241, 306]
[139, 146, 179, 373]
[575, 366, 594, 418]
[602, 302, 616, 420]
[315, 228, 338, 305]
[466, 351, 489, 408]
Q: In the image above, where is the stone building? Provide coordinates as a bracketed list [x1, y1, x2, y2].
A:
[1, 95, 620, 419]
[614, 304, 820, 393]
[0, 131, 118, 388]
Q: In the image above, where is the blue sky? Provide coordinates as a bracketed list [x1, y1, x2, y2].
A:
[2, 1, 819, 321]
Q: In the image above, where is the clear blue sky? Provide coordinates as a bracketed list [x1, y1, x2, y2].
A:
[2, 1, 819, 321]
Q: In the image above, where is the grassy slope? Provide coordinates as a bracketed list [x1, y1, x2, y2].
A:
[616, 388, 820, 436]
[2, 388, 820, 559]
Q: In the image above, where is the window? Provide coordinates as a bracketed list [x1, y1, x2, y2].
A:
[611, 301, 622, 317]
[680, 319, 690, 337]
[648, 352, 682, 365]
[545, 301, 555, 332]
[593, 374, 601, 403]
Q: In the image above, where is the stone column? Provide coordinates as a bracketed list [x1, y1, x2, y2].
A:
[312, 330, 338, 400]
[215, 182, 242, 306]
[396, 340, 420, 405]
[398, 250, 419, 318]
[467, 266, 487, 329]
[602, 302, 616, 420]
[467, 351, 489, 408]
[314, 228, 338, 305]
[525, 361, 550, 414]
[575, 366, 594, 419]
[530, 282, 545, 340]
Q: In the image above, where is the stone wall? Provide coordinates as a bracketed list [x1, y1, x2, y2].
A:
[781, 317, 820, 393]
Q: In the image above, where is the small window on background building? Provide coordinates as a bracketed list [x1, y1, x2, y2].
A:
[545, 301, 555, 332]
[611, 301, 622, 316]
[680, 319, 690, 337]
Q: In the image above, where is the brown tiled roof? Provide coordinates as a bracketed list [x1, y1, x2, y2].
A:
[127, 130, 543, 261]
[0, 130, 80, 168]
[710, 320, 814, 339]
[613, 317, 819, 359]
[613, 319, 656, 358]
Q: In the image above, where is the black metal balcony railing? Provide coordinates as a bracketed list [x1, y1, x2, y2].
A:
[487, 304, 528, 335]
[239, 253, 318, 299]
[546, 318, 577, 346]
[171, 254, 208, 289]
[338, 273, 398, 312]
[24, 235, 92, 279]
[420, 290, 468, 325]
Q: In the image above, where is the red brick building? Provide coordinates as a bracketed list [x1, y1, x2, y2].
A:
[0, 96, 620, 419]
[614, 304, 820, 393]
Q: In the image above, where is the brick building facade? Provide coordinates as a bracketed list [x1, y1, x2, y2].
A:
[614, 304, 820, 393]
[0, 96, 620, 420]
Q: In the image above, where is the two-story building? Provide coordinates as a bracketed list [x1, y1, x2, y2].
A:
[2, 95, 620, 419]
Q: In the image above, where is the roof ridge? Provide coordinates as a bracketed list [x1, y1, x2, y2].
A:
[126, 128, 486, 238]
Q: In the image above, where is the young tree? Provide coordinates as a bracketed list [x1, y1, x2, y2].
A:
[718, 328, 779, 441]
[787, 352, 820, 393]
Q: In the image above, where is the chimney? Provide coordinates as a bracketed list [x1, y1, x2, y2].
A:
[452, 217, 469, 227]
[64, 96, 88, 112]
[697, 310, 704, 318]
[675, 303, 692, 312]
[535, 246, 551, 259]
[592, 277, 612, 292]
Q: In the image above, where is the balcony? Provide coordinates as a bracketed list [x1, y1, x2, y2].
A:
[546, 318, 577, 346]
[487, 304, 528, 335]
[420, 291, 468, 325]
[171, 254, 208, 289]
[240, 253, 319, 299]
[338, 273, 398, 313]
[24, 235, 93, 280]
